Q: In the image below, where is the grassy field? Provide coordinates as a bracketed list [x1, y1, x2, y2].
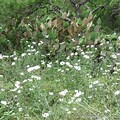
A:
[0, 38, 120, 120]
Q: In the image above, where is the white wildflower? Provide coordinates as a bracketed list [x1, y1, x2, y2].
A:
[93, 80, 99, 85]
[58, 69, 61, 72]
[28, 53, 31, 55]
[35, 51, 39, 55]
[75, 52, 78, 56]
[27, 65, 40, 72]
[42, 112, 49, 118]
[59, 89, 68, 96]
[68, 99, 74, 104]
[74, 65, 81, 71]
[118, 36, 120, 40]
[114, 90, 120, 95]
[0, 54, 3, 59]
[75, 98, 82, 102]
[67, 111, 71, 114]
[105, 109, 110, 113]
[32, 42, 36, 45]
[1, 89, 5, 91]
[31, 75, 41, 80]
[111, 54, 117, 59]
[88, 96, 92, 99]
[66, 56, 70, 60]
[60, 61, 65, 65]
[59, 98, 64, 102]
[89, 84, 93, 88]
[74, 90, 84, 98]
[73, 107, 77, 111]
[17, 90, 21, 93]
[47, 64, 52, 68]
[91, 45, 94, 48]
[30, 46, 34, 49]
[21, 53, 26, 57]
[41, 60, 45, 65]
[15, 81, 21, 88]
[12, 62, 15, 66]
[83, 55, 90, 59]
[22, 79, 28, 83]
[0, 75, 3, 78]
[49, 92, 53, 95]
[13, 57, 17, 60]
[18, 107, 23, 112]
[81, 52, 85, 55]
[1, 100, 7, 106]
[29, 88, 33, 91]
[20, 72, 24, 75]
[61, 70, 64, 72]
[65, 62, 73, 68]
[70, 52, 74, 56]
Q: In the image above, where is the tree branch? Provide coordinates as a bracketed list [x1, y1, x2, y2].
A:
[91, 4, 106, 14]
[77, 0, 90, 7]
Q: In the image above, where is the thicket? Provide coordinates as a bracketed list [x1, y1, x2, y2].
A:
[0, 0, 120, 53]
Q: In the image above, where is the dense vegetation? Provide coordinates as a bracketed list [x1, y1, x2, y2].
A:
[0, 0, 120, 120]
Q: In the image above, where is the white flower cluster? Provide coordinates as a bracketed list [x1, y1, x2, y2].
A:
[27, 65, 40, 72]
[59, 89, 68, 96]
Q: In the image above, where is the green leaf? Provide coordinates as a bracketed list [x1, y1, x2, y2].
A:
[90, 32, 98, 40]
[48, 31, 57, 40]
[97, 18, 101, 25]
[79, 38, 84, 45]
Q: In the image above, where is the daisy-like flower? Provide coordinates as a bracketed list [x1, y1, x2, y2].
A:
[20, 72, 24, 75]
[114, 90, 120, 95]
[27, 65, 40, 72]
[74, 90, 84, 98]
[21, 53, 26, 57]
[0, 54, 3, 59]
[65, 62, 73, 68]
[1, 100, 7, 106]
[15, 81, 21, 88]
[12, 62, 15, 66]
[47, 64, 52, 68]
[60, 61, 65, 65]
[0, 75, 3, 78]
[18, 107, 23, 112]
[111, 54, 117, 59]
[49, 92, 53, 95]
[83, 55, 90, 59]
[92, 80, 99, 85]
[31, 75, 41, 80]
[42, 112, 50, 118]
[59, 89, 68, 96]
[74, 65, 81, 71]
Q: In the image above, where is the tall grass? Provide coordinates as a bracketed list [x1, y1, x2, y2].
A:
[0, 37, 120, 120]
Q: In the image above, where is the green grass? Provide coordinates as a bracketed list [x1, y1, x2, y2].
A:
[0, 40, 120, 120]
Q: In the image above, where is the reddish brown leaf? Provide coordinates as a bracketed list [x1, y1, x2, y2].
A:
[67, 26, 74, 36]
[53, 18, 62, 29]
[39, 23, 45, 31]
[88, 14, 93, 23]
[47, 20, 53, 28]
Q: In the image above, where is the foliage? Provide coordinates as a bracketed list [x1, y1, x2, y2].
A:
[0, 0, 120, 53]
